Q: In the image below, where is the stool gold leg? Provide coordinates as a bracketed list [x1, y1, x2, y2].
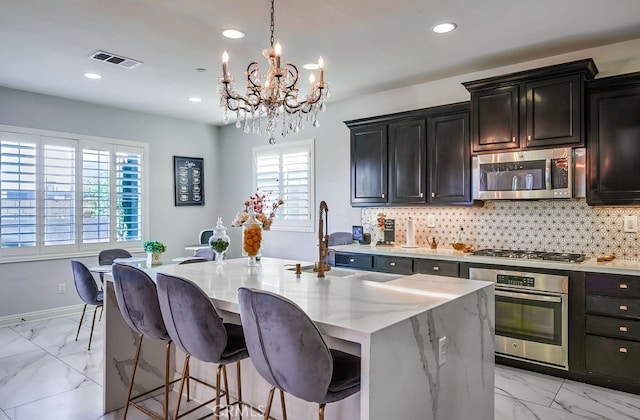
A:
[222, 364, 231, 408]
[263, 386, 275, 420]
[123, 334, 144, 420]
[173, 355, 190, 420]
[215, 365, 222, 420]
[280, 389, 287, 420]
[164, 341, 171, 420]
[237, 361, 243, 420]
[319, 403, 326, 420]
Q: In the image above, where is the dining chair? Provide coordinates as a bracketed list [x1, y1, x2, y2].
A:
[199, 229, 214, 245]
[111, 263, 183, 420]
[194, 247, 215, 261]
[97, 248, 132, 283]
[237, 287, 361, 420]
[327, 232, 353, 265]
[157, 273, 254, 420]
[70, 260, 103, 351]
[178, 257, 208, 265]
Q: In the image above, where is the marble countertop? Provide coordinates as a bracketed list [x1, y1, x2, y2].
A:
[332, 244, 640, 276]
[148, 257, 492, 343]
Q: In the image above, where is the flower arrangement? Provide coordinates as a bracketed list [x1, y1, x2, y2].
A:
[143, 240, 166, 253]
[232, 190, 284, 231]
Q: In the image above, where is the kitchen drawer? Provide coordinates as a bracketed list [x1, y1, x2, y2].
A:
[585, 273, 640, 298]
[585, 295, 640, 320]
[414, 259, 459, 278]
[334, 252, 373, 270]
[586, 315, 640, 341]
[373, 255, 413, 274]
[585, 334, 640, 383]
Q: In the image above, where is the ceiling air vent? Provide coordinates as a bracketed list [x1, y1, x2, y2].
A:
[89, 50, 142, 69]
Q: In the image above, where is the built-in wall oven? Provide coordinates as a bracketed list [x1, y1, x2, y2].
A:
[469, 267, 569, 370]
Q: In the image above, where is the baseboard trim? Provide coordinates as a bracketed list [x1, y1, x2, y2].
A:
[0, 304, 85, 327]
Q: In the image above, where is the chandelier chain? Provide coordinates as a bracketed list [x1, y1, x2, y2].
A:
[269, 0, 275, 47]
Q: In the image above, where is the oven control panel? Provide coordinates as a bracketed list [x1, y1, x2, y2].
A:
[497, 274, 535, 288]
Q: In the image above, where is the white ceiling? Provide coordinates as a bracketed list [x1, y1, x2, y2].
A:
[1, 0, 639, 125]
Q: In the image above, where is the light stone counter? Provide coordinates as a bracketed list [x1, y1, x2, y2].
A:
[103, 257, 494, 420]
[333, 244, 640, 276]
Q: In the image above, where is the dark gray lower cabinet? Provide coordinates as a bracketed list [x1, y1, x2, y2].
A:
[414, 259, 459, 278]
[373, 255, 413, 274]
[334, 252, 373, 270]
[585, 335, 640, 383]
[334, 251, 463, 279]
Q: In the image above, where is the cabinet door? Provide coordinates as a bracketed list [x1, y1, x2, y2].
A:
[427, 111, 471, 204]
[471, 85, 519, 152]
[388, 119, 426, 204]
[350, 124, 388, 205]
[587, 84, 640, 205]
[525, 75, 583, 148]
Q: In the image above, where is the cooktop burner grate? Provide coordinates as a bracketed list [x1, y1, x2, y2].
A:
[471, 249, 586, 263]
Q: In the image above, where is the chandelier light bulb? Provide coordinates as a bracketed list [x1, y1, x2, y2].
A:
[274, 42, 282, 56]
[318, 56, 324, 69]
[309, 73, 316, 85]
[221, 50, 229, 79]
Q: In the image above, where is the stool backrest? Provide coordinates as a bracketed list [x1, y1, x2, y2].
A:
[156, 273, 228, 363]
[111, 263, 170, 341]
[70, 260, 101, 305]
[98, 248, 132, 265]
[238, 287, 333, 403]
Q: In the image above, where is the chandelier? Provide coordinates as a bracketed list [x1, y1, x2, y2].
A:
[218, 0, 328, 144]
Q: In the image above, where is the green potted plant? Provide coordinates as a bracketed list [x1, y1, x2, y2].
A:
[143, 240, 166, 266]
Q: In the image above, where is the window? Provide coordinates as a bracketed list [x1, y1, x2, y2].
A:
[0, 127, 146, 261]
[253, 139, 314, 232]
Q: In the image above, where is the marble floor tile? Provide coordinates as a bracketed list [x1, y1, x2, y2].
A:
[0, 349, 91, 410]
[551, 379, 640, 420]
[496, 393, 587, 420]
[3, 382, 104, 420]
[0, 409, 9, 420]
[58, 345, 104, 386]
[0, 328, 40, 360]
[10, 315, 103, 358]
[495, 364, 564, 406]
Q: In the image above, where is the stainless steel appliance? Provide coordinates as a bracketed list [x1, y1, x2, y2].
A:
[472, 147, 585, 200]
[469, 266, 570, 370]
[471, 248, 587, 263]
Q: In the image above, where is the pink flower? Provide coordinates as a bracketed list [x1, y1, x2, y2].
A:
[232, 190, 284, 231]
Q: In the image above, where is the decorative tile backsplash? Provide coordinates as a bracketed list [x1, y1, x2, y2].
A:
[362, 199, 640, 260]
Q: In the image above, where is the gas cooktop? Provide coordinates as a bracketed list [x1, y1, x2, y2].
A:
[470, 249, 587, 263]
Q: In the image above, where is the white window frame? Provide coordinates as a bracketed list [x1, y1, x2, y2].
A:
[252, 139, 315, 232]
[0, 125, 148, 263]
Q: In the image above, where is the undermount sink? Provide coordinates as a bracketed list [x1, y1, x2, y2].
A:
[286, 265, 402, 282]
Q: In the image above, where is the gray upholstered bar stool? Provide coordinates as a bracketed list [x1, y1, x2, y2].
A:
[156, 273, 252, 420]
[238, 287, 362, 420]
[97, 248, 132, 283]
[111, 263, 183, 420]
[70, 260, 103, 351]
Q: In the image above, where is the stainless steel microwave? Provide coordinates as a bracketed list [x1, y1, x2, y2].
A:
[472, 147, 585, 200]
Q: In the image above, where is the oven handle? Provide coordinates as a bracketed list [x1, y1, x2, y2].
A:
[545, 158, 552, 190]
[496, 289, 562, 303]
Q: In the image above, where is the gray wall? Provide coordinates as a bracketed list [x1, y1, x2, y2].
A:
[0, 87, 221, 318]
[1, 36, 640, 319]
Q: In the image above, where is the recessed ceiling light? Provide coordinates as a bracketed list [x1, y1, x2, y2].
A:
[84, 72, 102, 79]
[222, 29, 245, 39]
[432, 22, 457, 34]
[303, 63, 319, 70]
[188, 97, 202, 103]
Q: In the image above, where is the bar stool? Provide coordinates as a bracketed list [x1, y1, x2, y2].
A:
[237, 287, 361, 420]
[111, 263, 184, 420]
[70, 260, 103, 351]
[156, 272, 253, 420]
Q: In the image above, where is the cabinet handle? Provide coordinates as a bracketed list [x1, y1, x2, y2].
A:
[620, 305, 628, 311]
[381, 193, 385, 199]
[431, 192, 435, 198]
[527, 135, 532, 141]
[619, 347, 628, 353]
[512, 137, 516, 142]
[433, 266, 440, 271]
[620, 326, 628, 332]
[620, 284, 628, 289]
[349, 258, 355, 263]
[390, 262, 396, 266]
[419, 192, 424, 198]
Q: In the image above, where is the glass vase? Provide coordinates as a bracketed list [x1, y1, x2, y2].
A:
[242, 210, 262, 266]
[209, 216, 230, 265]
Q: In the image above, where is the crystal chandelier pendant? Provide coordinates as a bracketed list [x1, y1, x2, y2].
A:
[217, 0, 328, 144]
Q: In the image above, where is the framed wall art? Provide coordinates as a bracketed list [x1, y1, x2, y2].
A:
[173, 156, 204, 206]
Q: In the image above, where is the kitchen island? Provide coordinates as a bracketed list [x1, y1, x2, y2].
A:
[103, 257, 494, 420]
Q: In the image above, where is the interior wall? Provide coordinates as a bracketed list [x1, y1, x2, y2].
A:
[0, 87, 220, 318]
[219, 37, 640, 263]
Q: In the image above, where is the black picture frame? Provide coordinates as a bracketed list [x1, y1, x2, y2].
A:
[173, 156, 204, 206]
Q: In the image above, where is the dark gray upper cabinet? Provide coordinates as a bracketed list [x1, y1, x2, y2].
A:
[586, 72, 640, 206]
[345, 102, 472, 207]
[463, 59, 598, 153]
